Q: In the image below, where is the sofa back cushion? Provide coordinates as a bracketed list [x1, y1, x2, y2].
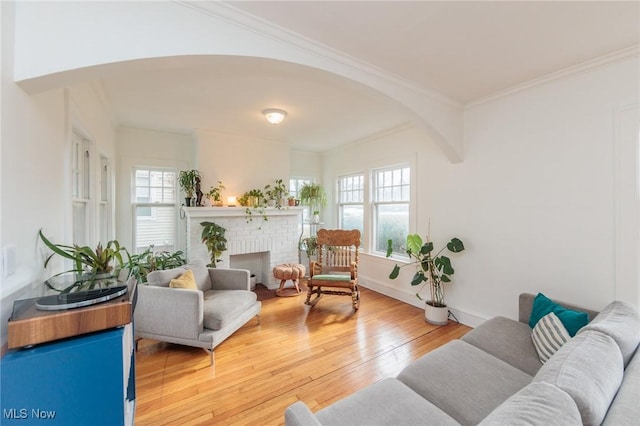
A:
[185, 265, 213, 291]
[533, 330, 623, 425]
[478, 382, 581, 426]
[579, 300, 640, 368]
[147, 267, 187, 287]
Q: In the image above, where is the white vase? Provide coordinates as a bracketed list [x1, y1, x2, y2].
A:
[424, 301, 449, 325]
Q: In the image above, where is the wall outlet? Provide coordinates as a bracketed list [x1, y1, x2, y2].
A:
[2, 245, 17, 278]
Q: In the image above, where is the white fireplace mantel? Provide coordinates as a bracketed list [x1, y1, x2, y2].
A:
[182, 206, 303, 288]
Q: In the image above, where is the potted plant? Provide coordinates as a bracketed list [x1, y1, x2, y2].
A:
[39, 230, 126, 293]
[299, 182, 327, 222]
[200, 221, 227, 268]
[178, 169, 200, 206]
[386, 232, 465, 325]
[125, 246, 186, 283]
[206, 181, 226, 206]
[264, 179, 289, 208]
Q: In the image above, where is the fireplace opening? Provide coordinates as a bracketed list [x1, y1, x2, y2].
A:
[229, 252, 271, 290]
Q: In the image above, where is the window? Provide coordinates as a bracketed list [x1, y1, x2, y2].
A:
[133, 168, 177, 253]
[99, 155, 111, 243]
[290, 177, 313, 226]
[71, 130, 92, 246]
[372, 165, 410, 255]
[338, 174, 364, 235]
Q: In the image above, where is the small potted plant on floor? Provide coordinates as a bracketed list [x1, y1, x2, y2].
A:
[178, 169, 201, 206]
[200, 221, 227, 268]
[386, 230, 465, 325]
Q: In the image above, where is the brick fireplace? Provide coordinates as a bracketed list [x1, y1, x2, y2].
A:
[182, 207, 303, 288]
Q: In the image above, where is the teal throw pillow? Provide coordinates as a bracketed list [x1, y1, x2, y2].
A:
[529, 293, 589, 337]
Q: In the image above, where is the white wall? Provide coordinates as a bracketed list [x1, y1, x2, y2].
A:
[327, 57, 639, 325]
[195, 129, 292, 201]
[116, 127, 194, 252]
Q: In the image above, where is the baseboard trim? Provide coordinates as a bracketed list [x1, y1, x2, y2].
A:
[360, 276, 487, 328]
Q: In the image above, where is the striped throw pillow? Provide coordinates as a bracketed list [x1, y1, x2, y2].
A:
[531, 312, 571, 363]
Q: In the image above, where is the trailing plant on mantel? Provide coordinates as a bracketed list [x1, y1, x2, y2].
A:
[386, 231, 465, 308]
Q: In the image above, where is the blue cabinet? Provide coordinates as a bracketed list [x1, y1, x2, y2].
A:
[1, 324, 135, 425]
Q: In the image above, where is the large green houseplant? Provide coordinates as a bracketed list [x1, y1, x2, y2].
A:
[39, 230, 126, 293]
[125, 247, 186, 283]
[386, 233, 465, 325]
[178, 169, 201, 206]
[200, 221, 227, 267]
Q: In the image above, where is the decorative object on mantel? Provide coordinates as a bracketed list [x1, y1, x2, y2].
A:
[240, 188, 268, 226]
[178, 169, 201, 207]
[386, 225, 465, 325]
[299, 182, 327, 222]
[227, 195, 237, 207]
[200, 221, 228, 268]
[195, 175, 203, 206]
[264, 178, 289, 209]
[207, 181, 226, 207]
[39, 230, 126, 293]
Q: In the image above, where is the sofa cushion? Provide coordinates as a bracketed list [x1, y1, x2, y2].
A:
[147, 267, 187, 287]
[397, 340, 532, 425]
[169, 269, 198, 290]
[185, 264, 213, 291]
[533, 330, 623, 426]
[315, 378, 459, 426]
[461, 316, 543, 376]
[478, 381, 582, 426]
[203, 290, 258, 331]
[531, 312, 570, 363]
[529, 292, 589, 336]
[579, 300, 640, 368]
[602, 348, 640, 426]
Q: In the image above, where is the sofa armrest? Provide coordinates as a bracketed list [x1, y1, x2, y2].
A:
[134, 285, 203, 340]
[518, 293, 599, 324]
[209, 268, 251, 291]
[284, 401, 322, 426]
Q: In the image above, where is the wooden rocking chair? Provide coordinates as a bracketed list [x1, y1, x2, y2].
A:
[305, 229, 361, 310]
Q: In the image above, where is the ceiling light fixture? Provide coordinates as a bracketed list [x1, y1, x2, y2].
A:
[262, 109, 287, 125]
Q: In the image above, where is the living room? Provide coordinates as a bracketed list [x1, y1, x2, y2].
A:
[1, 1, 639, 424]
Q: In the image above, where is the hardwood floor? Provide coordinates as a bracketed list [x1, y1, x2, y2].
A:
[134, 286, 472, 426]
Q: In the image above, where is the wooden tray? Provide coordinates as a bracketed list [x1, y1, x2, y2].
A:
[7, 281, 136, 349]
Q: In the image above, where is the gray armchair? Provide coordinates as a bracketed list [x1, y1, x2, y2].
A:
[134, 264, 261, 365]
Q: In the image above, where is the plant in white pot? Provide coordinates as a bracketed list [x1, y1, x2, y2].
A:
[386, 232, 465, 325]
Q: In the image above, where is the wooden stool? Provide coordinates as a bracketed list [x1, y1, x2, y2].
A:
[273, 263, 306, 297]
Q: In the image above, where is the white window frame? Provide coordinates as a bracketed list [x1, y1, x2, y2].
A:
[71, 129, 93, 247]
[132, 167, 178, 253]
[337, 173, 364, 234]
[371, 164, 411, 257]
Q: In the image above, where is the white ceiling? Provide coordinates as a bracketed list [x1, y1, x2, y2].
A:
[101, 1, 639, 152]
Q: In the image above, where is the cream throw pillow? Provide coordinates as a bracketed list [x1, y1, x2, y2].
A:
[169, 269, 198, 290]
[531, 312, 571, 363]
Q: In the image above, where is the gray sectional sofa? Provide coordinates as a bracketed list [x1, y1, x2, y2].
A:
[285, 293, 640, 425]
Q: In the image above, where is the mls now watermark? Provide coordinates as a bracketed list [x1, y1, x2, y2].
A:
[3, 408, 57, 420]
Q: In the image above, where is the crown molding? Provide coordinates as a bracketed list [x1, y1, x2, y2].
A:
[466, 45, 640, 109]
[175, 1, 462, 109]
